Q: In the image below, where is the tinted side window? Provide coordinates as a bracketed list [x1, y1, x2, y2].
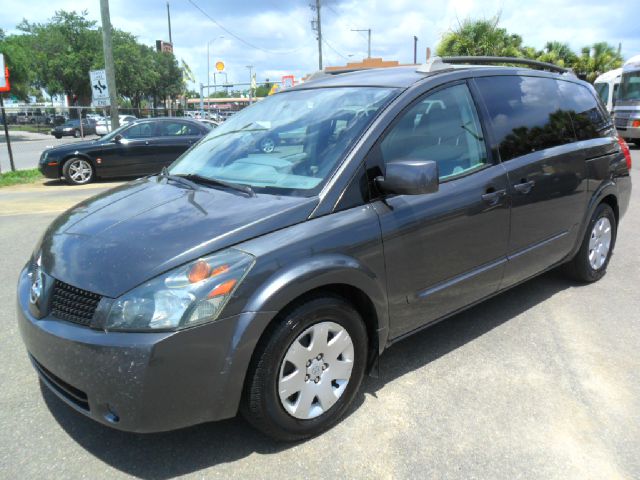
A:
[558, 81, 609, 140]
[380, 83, 487, 179]
[122, 123, 155, 139]
[594, 83, 609, 105]
[160, 122, 200, 136]
[475, 76, 575, 161]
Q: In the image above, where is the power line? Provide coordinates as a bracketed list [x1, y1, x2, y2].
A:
[323, 38, 348, 60]
[185, 0, 305, 55]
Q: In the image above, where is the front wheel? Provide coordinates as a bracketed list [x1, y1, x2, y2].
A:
[259, 136, 277, 153]
[242, 295, 368, 441]
[63, 158, 95, 185]
[563, 203, 616, 282]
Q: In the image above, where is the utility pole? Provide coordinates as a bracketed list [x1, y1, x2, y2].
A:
[0, 94, 15, 172]
[310, 0, 323, 70]
[167, 2, 173, 45]
[99, 0, 119, 131]
[413, 36, 418, 64]
[351, 28, 371, 58]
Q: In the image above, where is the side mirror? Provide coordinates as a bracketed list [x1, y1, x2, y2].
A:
[114, 134, 123, 143]
[375, 159, 439, 195]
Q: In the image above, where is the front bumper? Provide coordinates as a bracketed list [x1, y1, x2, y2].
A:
[17, 267, 273, 433]
[38, 161, 60, 179]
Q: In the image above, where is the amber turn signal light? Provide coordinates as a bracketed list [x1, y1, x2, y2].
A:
[208, 279, 237, 298]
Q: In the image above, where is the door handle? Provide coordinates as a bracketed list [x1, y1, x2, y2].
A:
[513, 180, 535, 194]
[481, 189, 506, 205]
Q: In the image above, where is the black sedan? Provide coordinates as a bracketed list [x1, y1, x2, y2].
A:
[40, 118, 211, 185]
[50, 119, 97, 139]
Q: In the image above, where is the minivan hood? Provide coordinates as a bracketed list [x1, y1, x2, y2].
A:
[38, 178, 317, 297]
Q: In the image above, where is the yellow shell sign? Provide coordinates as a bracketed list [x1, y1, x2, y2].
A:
[215, 61, 225, 72]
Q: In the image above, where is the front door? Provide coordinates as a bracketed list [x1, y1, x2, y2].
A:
[99, 122, 160, 177]
[369, 82, 511, 338]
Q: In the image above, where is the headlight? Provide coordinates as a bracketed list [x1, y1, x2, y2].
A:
[105, 248, 255, 331]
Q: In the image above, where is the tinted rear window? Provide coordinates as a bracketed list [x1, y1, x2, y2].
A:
[475, 76, 576, 161]
[557, 81, 609, 140]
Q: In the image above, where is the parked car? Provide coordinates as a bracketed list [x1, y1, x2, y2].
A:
[50, 119, 97, 139]
[19, 58, 631, 441]
[95, 115, 137, 136]
[46, 114, 69, 126]
[197, 118, 220, 129]
[39, 117, 211, 184]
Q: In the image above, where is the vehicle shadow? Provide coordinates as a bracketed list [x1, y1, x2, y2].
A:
[42, 177, 131, 187]
[42, 269, 582, 479]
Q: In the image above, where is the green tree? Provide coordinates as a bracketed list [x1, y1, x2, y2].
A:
[436, 16, 527, 57]
[150, 50, 183, 108]
[254, 82, 273, 97]
[575, 42, 623, 83]
[0, 33, 35, 100]
[537, 41, 578, 68]
[18, 10, 101, 105]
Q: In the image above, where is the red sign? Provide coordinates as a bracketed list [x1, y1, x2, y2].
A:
[0, 68, 10, 93]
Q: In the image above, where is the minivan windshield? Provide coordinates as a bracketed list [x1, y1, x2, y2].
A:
[169, 86, 398, 196]
[618, 71, 640, 102]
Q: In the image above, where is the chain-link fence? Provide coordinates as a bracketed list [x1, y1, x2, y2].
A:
[0, 104, 236, 173]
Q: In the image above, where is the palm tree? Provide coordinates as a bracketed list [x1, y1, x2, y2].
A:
[575, 42, 623, 83]
[537, 41, 578, 67]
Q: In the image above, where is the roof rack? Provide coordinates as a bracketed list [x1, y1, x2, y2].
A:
[417, 56, 574, 75]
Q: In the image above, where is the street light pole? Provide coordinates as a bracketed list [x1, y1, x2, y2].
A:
[351, 28, 372, 58]
[206, 35, 225, 106]
[246, 65, 253, 104]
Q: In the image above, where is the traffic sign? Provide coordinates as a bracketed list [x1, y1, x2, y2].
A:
[90, 69, 109, 106]
[215, 61, 225, 72]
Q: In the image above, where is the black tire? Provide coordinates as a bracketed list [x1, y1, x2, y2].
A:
[633, 140, 640, 147]
[242, 294, 368, 442]
[73, 129, 81, 138]
[54, 135, 62, 139]
[563, 203, 616, 282]
[62, 158, 95, 185]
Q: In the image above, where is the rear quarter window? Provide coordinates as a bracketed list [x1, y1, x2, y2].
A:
[474, 76, 576, 161]
[557, 81, 610, 140]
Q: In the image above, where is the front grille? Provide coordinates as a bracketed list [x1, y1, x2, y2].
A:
[51, 280, 101, 326]
[31, 355, 90, 411]
[615, 116, 628, 129]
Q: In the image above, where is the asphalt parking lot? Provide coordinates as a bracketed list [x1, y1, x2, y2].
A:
[0, 149, 638, 479]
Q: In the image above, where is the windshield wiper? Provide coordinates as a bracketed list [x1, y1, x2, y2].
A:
[157, 167, 199, 190]
[176, 173, 256, 197]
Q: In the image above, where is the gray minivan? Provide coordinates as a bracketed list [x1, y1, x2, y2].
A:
[17, 57, 632, 441]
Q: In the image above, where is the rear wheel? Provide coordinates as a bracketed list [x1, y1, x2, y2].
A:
[633, 139, 640, 147]
[73, 129, 81, 138]
[563, 203, 616, 282]
[242, 295, 367, 441]
[63, 158, 94, 185]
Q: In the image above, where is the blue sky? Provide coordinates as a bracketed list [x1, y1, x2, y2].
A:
[1, 0, 638, 90]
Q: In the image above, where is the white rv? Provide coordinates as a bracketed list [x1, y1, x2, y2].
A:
[613, 54, 640, 146]
[594, 68, 622, 113]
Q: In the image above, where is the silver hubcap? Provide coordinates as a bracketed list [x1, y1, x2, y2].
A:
[588, 217, 612, 270]
[261, 138, 275, 153]
[278, 321, 354, 420]
[68, 159, 92, 184]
